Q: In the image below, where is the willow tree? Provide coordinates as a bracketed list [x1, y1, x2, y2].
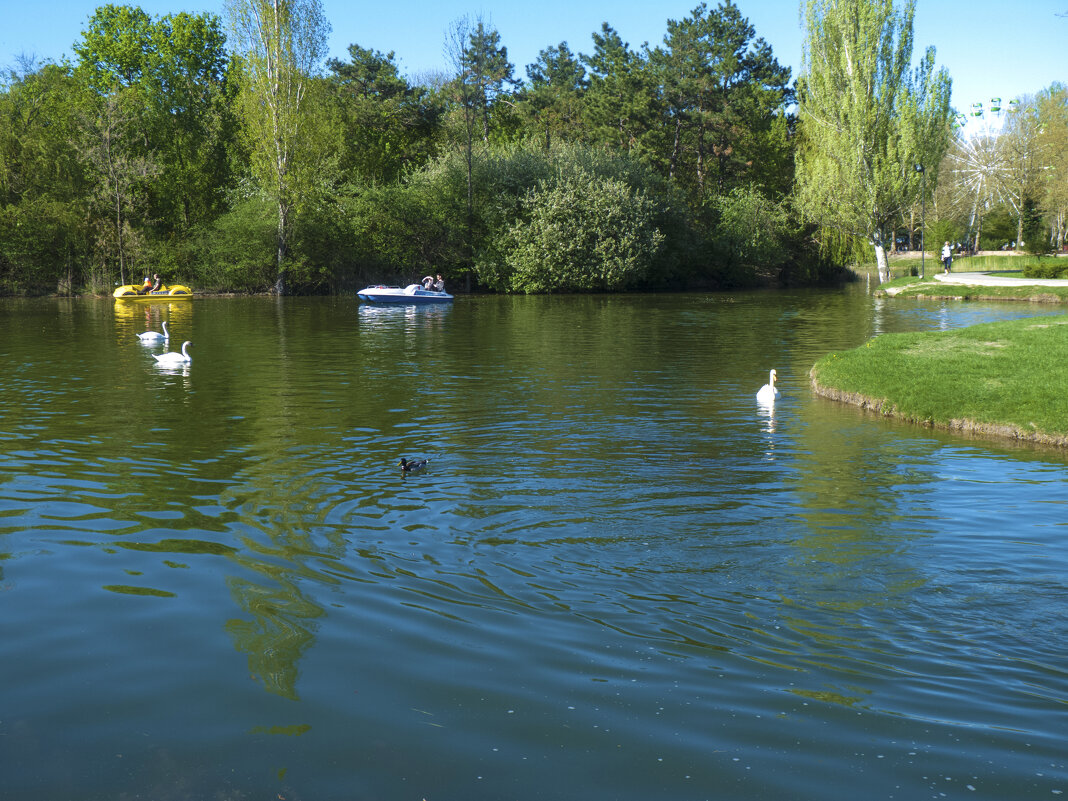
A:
[795, 0, 951, 282]
[225, 0, 329, 294]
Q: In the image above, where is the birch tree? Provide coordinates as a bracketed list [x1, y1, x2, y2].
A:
[795, 0, 951, 282]
[225, 0, 329, 294]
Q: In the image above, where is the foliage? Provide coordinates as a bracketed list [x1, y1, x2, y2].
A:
[340, 180, 462, 281]
[581, 24, 662, 161]
[0, 63, 92, 293]
[1, 2, 958, 296]
[74, 5, 236, 242]
[1021, 197, 1056, 257]
[326, 45, 442, 183]
[225, 0, 331, 293]
[496, 170, 664, 292]
[191, 196, 277, 292]
[516, 43, 587, 151]
[1035, 84, 1068, 251]
[651, 1, 794, 201]
[924, 217, 961, 256]
[795, 0, 953, 283]
[1022, 260, 1068, 279]
[709, 186, 789, 284]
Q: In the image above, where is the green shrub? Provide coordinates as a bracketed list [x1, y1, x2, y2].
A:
[499, 171, 665, 293]
[1023, 260, 1068, 279]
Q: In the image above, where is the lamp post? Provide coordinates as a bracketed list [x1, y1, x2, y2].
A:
[914, 163, 925, 278]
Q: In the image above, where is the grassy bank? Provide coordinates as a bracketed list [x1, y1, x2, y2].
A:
[874, 253, 1068, 299]
[810, 315, 1068, 446]
[877, 274, 1068, 303]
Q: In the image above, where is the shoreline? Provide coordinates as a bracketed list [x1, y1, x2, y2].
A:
[876, 271, 1068, 303]
[809, 314, 1068, 449]
[809, 370, 1068, 448]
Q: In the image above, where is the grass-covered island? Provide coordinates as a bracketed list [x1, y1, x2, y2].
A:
[810, 315, 1068, 446]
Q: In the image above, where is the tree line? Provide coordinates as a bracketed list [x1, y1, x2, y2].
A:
[0, 0, 1063, 296]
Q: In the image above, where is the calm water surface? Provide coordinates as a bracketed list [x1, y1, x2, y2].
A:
[1, 288, 1066, 800]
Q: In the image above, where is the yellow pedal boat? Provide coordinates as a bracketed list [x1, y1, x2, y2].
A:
[113, 283, 193, 300]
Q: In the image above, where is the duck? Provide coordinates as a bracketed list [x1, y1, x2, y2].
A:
[398, 457, 429, 473]
[137, 320, 169, 344]
[756, 368, 780, 404]
[153, 341, 192, 366]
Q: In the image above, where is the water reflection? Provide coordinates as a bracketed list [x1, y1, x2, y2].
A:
[224, 573, 322, 700]
[357, 301, 452, 333]
[2, 293, 1067, 801]
[152, 361, 190, 379]
[113, 299, 194, 341]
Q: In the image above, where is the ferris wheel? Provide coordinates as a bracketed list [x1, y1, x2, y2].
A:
[953, 96, 1018, 138]
[947, 97, 1020, 248]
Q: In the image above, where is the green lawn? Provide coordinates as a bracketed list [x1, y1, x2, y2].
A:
[885, 253, 1063, 279]
[810, 315, 1068, 445]
[877, 274, 1068, 303]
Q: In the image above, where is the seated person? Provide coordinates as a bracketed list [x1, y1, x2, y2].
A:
[150, 273, 162, 292]
[432, 273, 445, 292]
[421, 275, 434, 290]
[138, 276, 152, 294]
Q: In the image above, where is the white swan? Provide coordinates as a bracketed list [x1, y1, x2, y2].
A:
[137, 320, 169, 344]
[756, 368, 780, 404]
[153, 341, 192, 366]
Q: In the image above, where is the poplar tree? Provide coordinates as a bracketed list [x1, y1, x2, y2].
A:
[795, 0, 951, 282]
[225, 0, 330, 294]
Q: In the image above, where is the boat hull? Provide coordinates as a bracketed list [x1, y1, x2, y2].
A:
[114, 284, 193, 300]
[357, 284, 453, 304]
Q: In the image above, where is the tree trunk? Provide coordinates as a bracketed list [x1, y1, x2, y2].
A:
[872, 233, 890, 283]
[275, 200, 288, 295]
[669, 117, 682, 180]
[874, 245, 890, 283]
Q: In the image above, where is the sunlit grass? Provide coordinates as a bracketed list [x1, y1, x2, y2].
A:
[811, 315, 1068, 441]
[881, 253, 1062, 277]
[877, 272, 1068, 303]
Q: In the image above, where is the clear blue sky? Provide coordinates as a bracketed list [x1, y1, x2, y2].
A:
[1, 0, 1064, 118]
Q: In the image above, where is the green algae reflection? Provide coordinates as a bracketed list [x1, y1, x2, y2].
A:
[102, 584, 177, 598]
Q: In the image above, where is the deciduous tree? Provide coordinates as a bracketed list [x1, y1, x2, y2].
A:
[795, 0, 952, 282]
[225, 0, 330, 294]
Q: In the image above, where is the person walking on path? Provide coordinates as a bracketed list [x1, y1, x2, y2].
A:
[940, 242, 953, 274]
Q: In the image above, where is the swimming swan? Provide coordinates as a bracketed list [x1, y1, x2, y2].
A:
[153, 341, 192, 366]
[756, 369, 780, 404]
[137, 320, 169, 344]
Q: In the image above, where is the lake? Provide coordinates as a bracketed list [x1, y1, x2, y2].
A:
[1, 287, 1066, 800]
